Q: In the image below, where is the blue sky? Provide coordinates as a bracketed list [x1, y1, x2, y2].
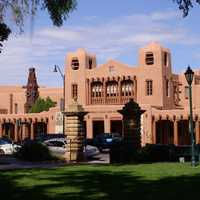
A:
[0, 0, 200, 87]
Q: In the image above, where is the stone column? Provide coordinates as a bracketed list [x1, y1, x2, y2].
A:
[118, 99, 145, 149]
[173, 120, 178, 145]
[64, 100, 88, 162]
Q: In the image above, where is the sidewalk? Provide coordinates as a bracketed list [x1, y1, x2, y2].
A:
[0, 153, 110, 170]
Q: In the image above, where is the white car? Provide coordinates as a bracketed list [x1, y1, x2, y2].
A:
[0, 139, 20, 155]
[85, 145, 100, 158]
[43, 138, 99, 158]
[43, 138, 67, 156]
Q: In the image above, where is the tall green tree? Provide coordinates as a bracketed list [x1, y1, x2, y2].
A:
[0, 0, 77, 52]
[29, 96, 56, 113]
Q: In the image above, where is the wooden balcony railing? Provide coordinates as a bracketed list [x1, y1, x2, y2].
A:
[90, 96, 135, 105]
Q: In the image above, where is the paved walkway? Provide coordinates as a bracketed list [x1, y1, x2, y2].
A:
[0, 153, 110, 170]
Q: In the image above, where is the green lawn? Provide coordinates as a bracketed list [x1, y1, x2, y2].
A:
[1, 163, 200, 200]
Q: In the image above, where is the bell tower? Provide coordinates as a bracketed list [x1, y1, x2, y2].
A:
[24, 68, 39, 113]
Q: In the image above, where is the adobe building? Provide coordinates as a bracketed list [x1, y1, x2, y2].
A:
[65, 42, 200, 146]
[0, 42, 200, 146]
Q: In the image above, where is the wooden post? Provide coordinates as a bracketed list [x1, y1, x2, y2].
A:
[173, 120, 178, 145]
[30, 122, 34, 140]
[152, 117, 156, 144]
[195, 121, 200, 144]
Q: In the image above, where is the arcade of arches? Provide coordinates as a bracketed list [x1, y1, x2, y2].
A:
[0, 118, 48, 142]
[153, 118, 200, 145]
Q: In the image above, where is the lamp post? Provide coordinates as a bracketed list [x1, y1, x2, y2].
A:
[184, 65, 196, 167]
[53, 65, 65, 135]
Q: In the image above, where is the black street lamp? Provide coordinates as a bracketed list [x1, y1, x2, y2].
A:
[184, 65, 197, 166]
[53, 65, 65, 135]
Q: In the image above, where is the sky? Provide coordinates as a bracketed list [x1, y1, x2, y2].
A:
[0, 0, 200, 87]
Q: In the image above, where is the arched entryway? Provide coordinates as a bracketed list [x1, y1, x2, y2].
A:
[156, 120, 174, 144]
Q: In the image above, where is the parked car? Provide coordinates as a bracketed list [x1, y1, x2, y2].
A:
[43, 138, 67, 157]
[36, 133, 66, 142]
[43, 138, 99, 158]
[85, 145, 100, 158]
[0, 138, 21, 155]
[93, 133, 122, 151]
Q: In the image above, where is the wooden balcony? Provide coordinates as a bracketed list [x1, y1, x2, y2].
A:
[90, 95, 135, 105]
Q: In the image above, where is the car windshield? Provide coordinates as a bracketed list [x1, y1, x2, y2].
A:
[104, 133, 112, 138]
[112, 133, 121, 137]
[45, 140, 65, 147]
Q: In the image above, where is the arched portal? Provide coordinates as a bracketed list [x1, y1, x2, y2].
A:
[156, 120, 174, 144]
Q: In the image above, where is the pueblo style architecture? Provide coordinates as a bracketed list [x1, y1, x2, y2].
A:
[0, 42, 200, 146]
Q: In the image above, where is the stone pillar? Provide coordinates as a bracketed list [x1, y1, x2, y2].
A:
[173, 120, 178, 145]
[64, 100, 88, 162]
[118, 99, 145, 149]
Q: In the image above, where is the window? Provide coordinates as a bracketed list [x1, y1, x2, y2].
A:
[91, 82, 103, 97]
[185, 86, 189, 99]
[71, 57, 79, 70]
[72, 84, 78, 99]
[88, 59, 93, 69]
[106, 81, 118, 97]
[121, 80, 133, 96]
[164, 52, 168, 66]
[145, 52, 154, 65]
[146, 80, 153, 96]
[166, 79, 170, 97]
[14, 103, 18, 114]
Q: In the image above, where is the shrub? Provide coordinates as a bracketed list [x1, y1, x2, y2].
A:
[136, 144, 176, 163]
[16, 140, 55, 162]
[110, 143, 177, 163]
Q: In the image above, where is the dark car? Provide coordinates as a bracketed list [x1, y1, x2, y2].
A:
[93, 133, 122, 151]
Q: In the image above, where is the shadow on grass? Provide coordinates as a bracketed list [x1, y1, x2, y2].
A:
[0, 165, 200, 200]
